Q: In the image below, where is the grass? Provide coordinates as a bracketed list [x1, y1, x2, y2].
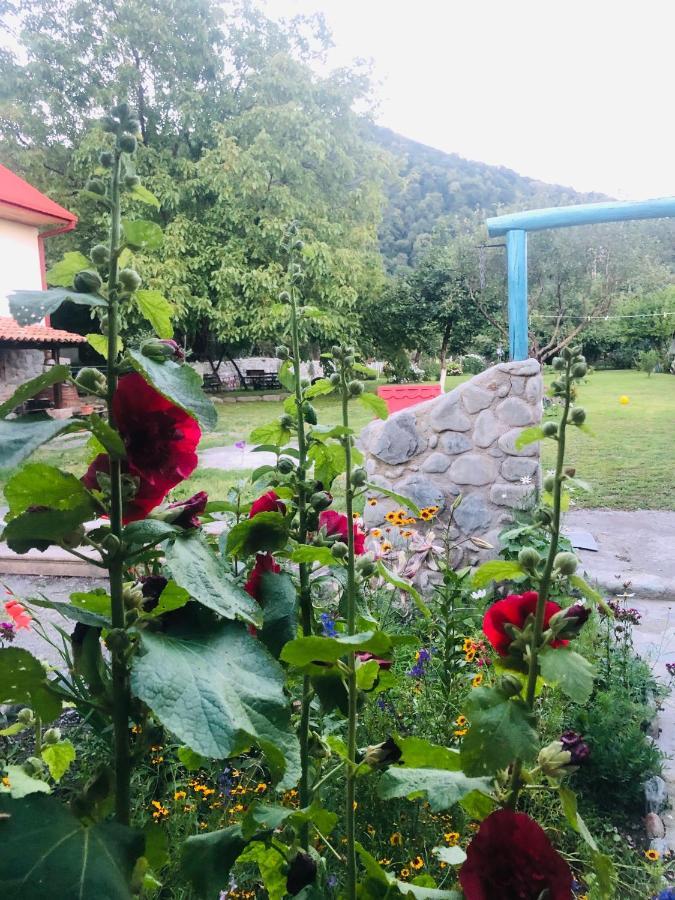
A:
[1, 370, 672, 511]
[541, 370, 675, 510]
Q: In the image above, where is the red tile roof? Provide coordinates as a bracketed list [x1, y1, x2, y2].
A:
[0, 316, 86, 346]
[0, 163, 77, 227]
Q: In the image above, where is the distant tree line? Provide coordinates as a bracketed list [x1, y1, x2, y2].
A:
[1, 0, 673, 371]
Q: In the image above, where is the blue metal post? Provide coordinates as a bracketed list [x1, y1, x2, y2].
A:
[506, 229, 528, 360]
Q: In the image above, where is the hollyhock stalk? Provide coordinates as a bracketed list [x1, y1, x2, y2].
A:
[507, 355, 573, 809]
[287, 243, 313, 845]
[106, 144, 131, 825]
[340, 364, 358, 900]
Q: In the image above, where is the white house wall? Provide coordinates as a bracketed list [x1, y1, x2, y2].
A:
[0, 218, 42, 316]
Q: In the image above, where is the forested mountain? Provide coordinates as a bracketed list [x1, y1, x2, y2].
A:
[372, 125, 605, 271]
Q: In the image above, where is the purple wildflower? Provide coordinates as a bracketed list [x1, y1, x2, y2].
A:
[218, 767, 233, 796]
[234, 441, 246, 450]
[0, 621, 16, 642]
[667, 662, 675, 678]
[320, 613, 338, 638]
[407, 647, 431, 678]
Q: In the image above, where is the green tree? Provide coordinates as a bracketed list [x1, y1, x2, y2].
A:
[0, 0, 385, 357]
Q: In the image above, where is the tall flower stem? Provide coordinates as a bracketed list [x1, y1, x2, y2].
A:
[341, 370, 358, 900]
[107, 147, 131, 825]
[507, 358, 573, 809]
[288, 254, 313, 844]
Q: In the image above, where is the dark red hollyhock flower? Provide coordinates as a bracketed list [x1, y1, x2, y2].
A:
[250, 490, 286, 518]
[459, 808, 573, 899]
[244, 552, 281, 602]
[140, 575, 168, 611]
[482, 590, 568, 657]
[83, 373, 200, 523]
[166, 491, 208, 528]
[560, 730, 591, 765]
[319, 509, 366, 555]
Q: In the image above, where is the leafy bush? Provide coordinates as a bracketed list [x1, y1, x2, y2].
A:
[461, 353, 486, 374]
[635, 348, 661, 376]
[571, 685, 662, 815]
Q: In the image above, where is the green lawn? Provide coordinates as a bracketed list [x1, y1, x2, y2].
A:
[541, 370, 675, 510]
[1, 371, 672, 511]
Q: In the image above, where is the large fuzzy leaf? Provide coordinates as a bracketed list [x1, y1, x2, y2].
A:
[4, 463, 95, 520]
[258, 571, 298, 659]
[45, 251, 91, 287]
[130, 619, 300, 788]
[460, 686, 538, 776]
[0, 793, 143, 899]
[377, 768, 491, 812]
[8, 287, 106, 325]
[127, 350, 216, 430]
[164, 532, 261, 627]
[0, 416, 82, 469]
[135, 290, 174, 339]
[0, 648, 62, 722]
[539, 646, 594, 704]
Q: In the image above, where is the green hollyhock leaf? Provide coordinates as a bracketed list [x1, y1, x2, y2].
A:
[129, 183, 160, 208]
[128, 349, 217, 430]
[86, 413, 126, 458]
[0, 793, 143, 898]
[304, 378, 334, 399]
[135, 290, 174, 339]
[41, 739, 76, 783]
[3, 506, 89, 554]
[122, 218, 163, 250]
[356, 659, 380, 690]
[539, 647, 594, 704]
[0, 648, 61, 722]
[45, 251, 91, 287]
[0, 366, 71, 418]
[460, 686, 538, 776]
[258, 571, 298, 659]
[238, 841, 287, 900]
[165, 532, 260, 626]
[130, 618, 300, 787]
[0, 765, 51, 798]
[377, 768, 491, 812]
[8, 287, 106, 325]
[70, 588, 111, 617]
[226, 512, 289, 559]
[514, 425, 546, 449]
[393, 736, 461, 770]
[291, 545, 336, 567]
[358, 391, 389, 420]
[86, 333, 123, 359]
[471, 559, 525, 588]
[4, 463, 95, 519]
[307, 442, 346, 486]
[459, 789, 496, 820]
[249, 420, 291, 447]
[176, 746, 208, 771]
[277, 359, 295, 392]
[0, 416, 82, 469]
[181, 824, 249, 898]
[122, 519, 179, 546]
[152, 581, 190, 616]
[281, 631, 391, 669]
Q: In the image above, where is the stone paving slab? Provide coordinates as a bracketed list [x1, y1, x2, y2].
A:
[564, 510, 675, 599]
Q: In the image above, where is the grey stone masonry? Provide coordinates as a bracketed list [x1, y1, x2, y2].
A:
[359, 360, 543, 575]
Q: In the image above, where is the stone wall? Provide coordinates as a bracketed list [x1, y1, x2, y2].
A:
[360, 359, 543, 580]
[0, 349, 44, 403]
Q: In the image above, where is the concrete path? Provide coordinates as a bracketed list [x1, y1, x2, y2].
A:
[199, 442, 298, 471]
[564, 509, 675, 599]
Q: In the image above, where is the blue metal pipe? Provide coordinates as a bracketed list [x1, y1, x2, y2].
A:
[487, 196, 675, 237]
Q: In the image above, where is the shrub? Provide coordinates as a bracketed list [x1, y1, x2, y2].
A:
[635, 348, 661, 376]
[461, 352, 486, 374]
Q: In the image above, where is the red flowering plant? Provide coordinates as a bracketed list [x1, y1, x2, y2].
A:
[0, 108, 303, 896]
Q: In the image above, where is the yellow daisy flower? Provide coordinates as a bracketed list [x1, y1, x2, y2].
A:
[645, 849, 660, 861]
[410, 855, 424, 870]
[389, 832, 403, 846]
[472, 673, 483, 687]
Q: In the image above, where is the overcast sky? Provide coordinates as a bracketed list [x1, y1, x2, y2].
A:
[264, 0, 675, 200]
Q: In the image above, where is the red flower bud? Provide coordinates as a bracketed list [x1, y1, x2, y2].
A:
[164, 491, 208, 528]
[244, 553, 281, 602]
[319, 509, 366, 555]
